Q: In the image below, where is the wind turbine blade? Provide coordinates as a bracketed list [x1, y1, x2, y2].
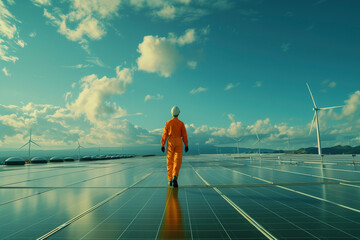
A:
[306, 83, 317, 108]
[31, 140, 41, 147]
[253, 140, 259, 145]
[320, 106, 344, 110]
[255, 131, 259, 140]
[309, 112, 316, 135]
[19, 142, 29, 149]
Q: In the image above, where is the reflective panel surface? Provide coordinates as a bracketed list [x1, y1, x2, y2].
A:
[1, 154, 360, 239]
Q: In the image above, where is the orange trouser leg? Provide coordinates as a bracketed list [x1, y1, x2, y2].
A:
[173, 150, 182, 178]
[166, 147, 175, 181]
[166, 138, 183, 181]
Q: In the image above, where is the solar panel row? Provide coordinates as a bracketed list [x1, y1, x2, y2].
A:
[0, 154, 359, 239]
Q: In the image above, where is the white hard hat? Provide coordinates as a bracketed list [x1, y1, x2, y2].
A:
[171, 106, 180, 116]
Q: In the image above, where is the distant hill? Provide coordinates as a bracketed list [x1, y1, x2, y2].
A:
[293, 145, 360, 155]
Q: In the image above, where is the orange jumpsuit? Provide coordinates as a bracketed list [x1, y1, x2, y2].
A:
[161, 117, 188, 181]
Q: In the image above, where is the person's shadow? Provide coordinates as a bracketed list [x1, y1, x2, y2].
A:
[159, 188, 186, 239]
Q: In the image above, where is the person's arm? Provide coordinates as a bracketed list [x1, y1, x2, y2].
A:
[161, 122, 169, 151]
[181, 123, 188, 152]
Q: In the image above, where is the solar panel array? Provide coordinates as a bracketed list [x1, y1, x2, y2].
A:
[0, 154, 359, 239]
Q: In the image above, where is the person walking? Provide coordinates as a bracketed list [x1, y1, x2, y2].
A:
[161, 106, 189, 187]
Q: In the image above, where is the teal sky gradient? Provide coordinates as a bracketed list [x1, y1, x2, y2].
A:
[0, 0, 359, 151]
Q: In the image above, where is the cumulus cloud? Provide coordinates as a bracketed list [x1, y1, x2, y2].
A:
[2, 67, 10, 76]
[0, 0, 24, 63]
[190, 86, 207, 94]
[137, 29, 197, 77]
[0, 103, 80, 147]
[68, 66, 134, 124]
[40, 0, 121, 52]
[0, 102, 158, 148]
[29, 32, 37, 38]
[144, 93, 163, 102]
[334, 90, 360, 121]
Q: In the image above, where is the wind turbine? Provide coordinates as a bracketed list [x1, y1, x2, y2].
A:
[306, 83, 343, 155]
[19, 129, 40, 161]
[286, 136, 291, 151]
[233, 137, 244, 155]
[253, 132, 261, 155]
[75, 141, 85, 160]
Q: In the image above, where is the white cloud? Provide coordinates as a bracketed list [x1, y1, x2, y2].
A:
[187, 61, 197, 69]
[177, 28, 196, 45]
[137, 35, 181, 77]
[322, 80, 336, 89]
[190, 86, 207, 94]
[29, 32, 37, 38]
[0, 0, 24, 63]
[227, 121, 243, 137]
[2, 67, 10, 76]
[335, 90, 360, 121]
[59, 15, 105, 41]
[65, 91, 72, 101]
[64, 64, 92, 69]
[225, 82, 240, 90]
[0, 0, 17, 39]
[0, 102, 157, 148]
[17, 39, 25, 47]
[227, 113, 235, 122]
[156, 4, 176, 19]
[68, 66, 133, 124]
[86, 56, 105, 67]
[137, 29, 197, 77]
[144, 93, 163, 102]
[128, 0, 232, 21]
[205, 138, 214, 144]
[248, 118, 271, 135]
[32, 0, 51, 7]
[40, 0, 121, 52]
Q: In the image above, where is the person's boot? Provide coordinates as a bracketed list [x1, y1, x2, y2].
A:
[168, 180, 172, 186]
[172, 176, 178, 188]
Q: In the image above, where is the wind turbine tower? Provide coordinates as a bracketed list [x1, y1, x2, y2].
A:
[19, 129, 40, 161]
[254, 132, 261, 155]
[75, 141, 84, 160]
[233, 137, 244, 156]
[306, 83, 343, 155]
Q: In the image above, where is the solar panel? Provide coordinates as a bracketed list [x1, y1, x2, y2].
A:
[0, 154, 359, 239]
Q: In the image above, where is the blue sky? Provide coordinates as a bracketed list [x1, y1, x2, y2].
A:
[0, 0, 359, 151]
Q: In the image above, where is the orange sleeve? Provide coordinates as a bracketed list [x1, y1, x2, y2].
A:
[161, 122, 169, 147]
[181, 123, 188, 147]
